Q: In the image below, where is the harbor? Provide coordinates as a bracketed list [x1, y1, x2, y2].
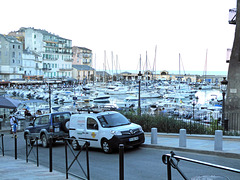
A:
[0, 79, 226, 132]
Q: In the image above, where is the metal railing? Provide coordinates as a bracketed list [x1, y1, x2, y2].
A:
[0, 134, 4, 156]
[162, 151, 240, 180]
[64, 138, 90, 180]
[25, 135, 39, 167]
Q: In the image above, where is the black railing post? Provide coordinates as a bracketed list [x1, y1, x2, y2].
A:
[1, 134, 4, 156]
[49, 136, 53, 172]
[36, 137, 39, 167]
[65, 139, 68, 179]
[86, 141, 90, 180]
[14, 134, 17, 160]
[25, 136, 28, 163]
[167, 156, 172, 180]
[119, 144, 124, 180]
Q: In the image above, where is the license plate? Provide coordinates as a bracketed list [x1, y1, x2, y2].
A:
[54, 127, 59, 132]
[129, 136, 139, 142]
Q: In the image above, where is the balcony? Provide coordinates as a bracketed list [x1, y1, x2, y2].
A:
[43, 57, 58, 61]
[42, 67, 52, 71]
[59, 68, 73, 71]
[82, 61, 91, 65]
[64, 58, 73, 62]
[35, 58, 42, 62]
[0, 67, 24, 75]
[55, 51, 72, 55]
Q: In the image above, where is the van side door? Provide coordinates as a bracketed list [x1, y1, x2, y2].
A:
[85, 117, 99, 148]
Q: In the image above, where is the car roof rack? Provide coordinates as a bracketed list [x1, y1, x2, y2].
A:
[77, 107, 102, 114]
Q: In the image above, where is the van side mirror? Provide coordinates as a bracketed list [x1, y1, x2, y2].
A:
[29, 122, 34, 126]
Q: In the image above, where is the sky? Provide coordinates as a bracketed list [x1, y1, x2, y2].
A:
[0, 0, 237, 74]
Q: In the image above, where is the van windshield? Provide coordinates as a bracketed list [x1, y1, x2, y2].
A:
[97, 113, 131, 128]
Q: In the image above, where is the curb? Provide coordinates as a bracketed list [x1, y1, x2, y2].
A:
[142, 144, 240, 159]
[144, 132, 240, 141]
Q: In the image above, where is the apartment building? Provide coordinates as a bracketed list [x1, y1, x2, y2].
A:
[22, 48, 43, 80]
[72, 46, 92, 66]
[9, 27, 73, 79]
[0, 34, 23, 80]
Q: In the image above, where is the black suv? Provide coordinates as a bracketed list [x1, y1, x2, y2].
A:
[24, 111, 71, 147]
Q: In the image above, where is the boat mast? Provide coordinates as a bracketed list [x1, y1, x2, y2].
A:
[146, 51, 148, 87]
[152, 45, 157, 81]
[112, 51, 114, 83]
[103, 50, 106, 84]
[179, 53, 181, 75]
[203, 49, 208, 82]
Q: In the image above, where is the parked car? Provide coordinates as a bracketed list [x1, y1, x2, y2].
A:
[24, 111, 71, 147]
[69, 111, 145, 153]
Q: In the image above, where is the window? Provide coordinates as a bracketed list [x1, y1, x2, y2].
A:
[18, 52, 21, 59]
[34, 117, 41, 125]
[87, 118, 98, 130]
[41, 116, 49, 124]
[12, 59, 15, 63]
[34, 34, 36, 38]
[18, 45, 20, 49]
[13, 45, 15, 49]
[12, 52, 15, 58]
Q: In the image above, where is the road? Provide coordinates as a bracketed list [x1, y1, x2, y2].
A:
[2, 132, 240, 180]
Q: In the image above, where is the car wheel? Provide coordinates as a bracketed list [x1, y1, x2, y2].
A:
[71, 139, 80, 150]
[25, 134, 35, 146]
[41, 134, 48, 148]
[101, 139, 112, 153]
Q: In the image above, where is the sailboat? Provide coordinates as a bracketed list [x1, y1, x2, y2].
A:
[199, 49, 212, 90]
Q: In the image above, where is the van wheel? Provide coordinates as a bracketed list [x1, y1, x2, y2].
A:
[133, 144, 140, 149]
[41, 134, 48, 148]
[101, 139, 112, 153]
[71, 139, 80, 150]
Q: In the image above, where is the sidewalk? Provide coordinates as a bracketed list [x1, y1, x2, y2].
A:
[143, 132, 240, 159]
[0, 131, 240, 179]
[0, 156, 78, 180]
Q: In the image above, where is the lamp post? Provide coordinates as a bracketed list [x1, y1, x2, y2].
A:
[138, 71, 142, 116]
[221, 77, 228, 127]
[192, 100, 196, 120]
[48, 83, 52, 113]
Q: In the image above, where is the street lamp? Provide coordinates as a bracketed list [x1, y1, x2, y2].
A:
[138, 71, 142, 115]
[192, 100, 196, 120]
[221, 77, 228, 127]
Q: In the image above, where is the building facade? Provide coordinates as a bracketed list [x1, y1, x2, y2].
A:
[0, 34, 23, 80]
[72, 46, 92, 66]
[22, 48, 43, 80]
[72, 65, 95, 84]
[9, 27, 73, 79]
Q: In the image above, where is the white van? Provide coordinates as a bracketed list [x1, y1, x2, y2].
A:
[69, 111, 145, 153]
